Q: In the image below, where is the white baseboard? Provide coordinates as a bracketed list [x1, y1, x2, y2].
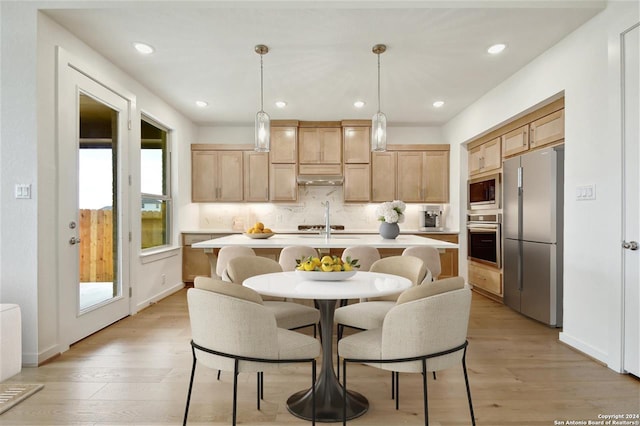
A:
[135, 282, 184, 312]
[559, 331, 609, 367]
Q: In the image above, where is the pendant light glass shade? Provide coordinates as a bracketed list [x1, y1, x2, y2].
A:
[255, 110, 270, 152]
[254, 45, 270, 152]
[371, 111, 387, 152]
[371, 44, 387, 152]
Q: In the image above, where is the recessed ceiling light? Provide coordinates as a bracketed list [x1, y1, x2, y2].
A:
[433, 100, 445, 108]
[275, 101, 287, 108]
[487, 43, 506, 55]
[133, 42, 155, 55]
[195, 100, 208, 108]
[353, 100, 365, 108]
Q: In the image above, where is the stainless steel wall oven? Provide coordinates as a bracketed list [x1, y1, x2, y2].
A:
[467, 213, 501, 268]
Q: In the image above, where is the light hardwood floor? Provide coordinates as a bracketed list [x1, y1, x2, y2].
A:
[1, 290, 638, 425]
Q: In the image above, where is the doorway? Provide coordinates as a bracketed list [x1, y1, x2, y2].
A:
[622, 23, 639, 377]
[57, 53, 131, 348]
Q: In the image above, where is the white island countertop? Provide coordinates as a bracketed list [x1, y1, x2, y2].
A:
[192, 233, 458, 249]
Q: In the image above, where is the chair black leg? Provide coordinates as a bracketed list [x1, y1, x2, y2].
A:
[217, 370, 221, 380]
[313, 323, 317, 338]
[462, 348, 476, 426]
[432, 371, 437, 380]
[183, 347, 197, 426]
[336, 324, 343, 381]
[260, 372, 264, 400]
[391, 371, 395, 399]
[232, 360, 239, 426]
[342, 359, 347, 426]
[422, 359, 429, 426]
[312, 360, 317, 426]
[256, 372, 261, 410]
[395, 372, 400, 410]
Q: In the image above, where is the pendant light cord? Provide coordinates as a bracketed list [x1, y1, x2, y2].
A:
[260, 54, 264, 113]
[377, 52, 381, 114]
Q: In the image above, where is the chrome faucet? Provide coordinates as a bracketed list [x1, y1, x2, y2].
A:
[322, 201, 331, 239]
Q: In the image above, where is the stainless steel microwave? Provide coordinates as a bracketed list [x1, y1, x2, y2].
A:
[468, 173, 501, 210]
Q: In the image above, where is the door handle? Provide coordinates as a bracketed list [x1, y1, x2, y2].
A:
[69, 237, 81, 245]
[623, 241, 638, 250]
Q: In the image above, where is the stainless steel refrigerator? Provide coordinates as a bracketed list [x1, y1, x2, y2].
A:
[503, 146, 564, 327]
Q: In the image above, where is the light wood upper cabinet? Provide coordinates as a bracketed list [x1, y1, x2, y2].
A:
[271, 126, 297, 163]
[299, 127, 342, 164]
[397, 151, 450, 203]
[469, 137, 501, 176]
[270, 163, 297, 202]
[344, 164, 371, 202]
[530, 109, 564, 149]
[502, 124, 530, 158]
[397, 151, 424, 202]
[371, 152, 397, 202]
[343, 126, 370, 164]
[192, 150, 243, 202]
[423, 150, 450, 203]
[244, 151, 269, 202]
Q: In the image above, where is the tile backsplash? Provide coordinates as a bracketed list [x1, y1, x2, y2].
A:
[198, 186, 436, 232]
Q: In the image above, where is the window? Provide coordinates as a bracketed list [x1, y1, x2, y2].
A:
[141, 118, 171, 250]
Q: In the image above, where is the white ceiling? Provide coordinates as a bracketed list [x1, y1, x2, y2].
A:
[44, 1, 604, 127]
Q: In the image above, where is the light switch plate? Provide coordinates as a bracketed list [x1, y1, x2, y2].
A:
[576, 184, 596, 201]
[15, 184, 32, 199]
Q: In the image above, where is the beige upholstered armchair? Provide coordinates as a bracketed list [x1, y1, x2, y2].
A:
[184, 284, 321, 426]
[338, 279, 475, 425]
[341, 246, 381, 271]
[214, 246, 256, 280]
[402, 246, 442, 283]
[278, 245, 318, 271]
[225, 256, 320, 334]
[334, 255, 426, 379]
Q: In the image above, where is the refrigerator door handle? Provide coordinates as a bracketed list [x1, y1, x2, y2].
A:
[517, 166, 523, 189]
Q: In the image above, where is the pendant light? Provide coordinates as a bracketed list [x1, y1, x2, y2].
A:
[254, 44, 270, 152]
[371, 44, 387, 152]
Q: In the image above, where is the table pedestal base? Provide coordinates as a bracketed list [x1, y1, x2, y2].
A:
[286, 298, 368, 422]
[286, 379, 368, 422]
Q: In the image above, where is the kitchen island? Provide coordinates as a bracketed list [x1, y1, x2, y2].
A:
[192, 233, 459, 281]
[192, 233, 457, 249]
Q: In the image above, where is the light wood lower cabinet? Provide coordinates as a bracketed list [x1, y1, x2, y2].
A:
[468, 260, 502, 297]
[374, 234, 459, 280]
[182, 234, 216, 283]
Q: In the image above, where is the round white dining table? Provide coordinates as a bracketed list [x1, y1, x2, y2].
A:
[243, 270, 412, 422]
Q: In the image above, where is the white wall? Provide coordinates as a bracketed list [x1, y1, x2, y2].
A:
[444, 1, 639, 371]
[1, 2, 198, 365]
[0, 2, 40, 365]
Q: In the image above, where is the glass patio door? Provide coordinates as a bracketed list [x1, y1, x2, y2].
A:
[58, 59, 131, 348]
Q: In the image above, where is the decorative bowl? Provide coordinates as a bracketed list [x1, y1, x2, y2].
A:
[295, 270, 356, 281]
[243, 232, 274, 239]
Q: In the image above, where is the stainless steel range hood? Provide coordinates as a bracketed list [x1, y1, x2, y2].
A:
[296, 175, 344, 186]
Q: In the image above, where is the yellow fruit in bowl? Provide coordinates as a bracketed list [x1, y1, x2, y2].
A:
[312, 257, 321, 267]
[262, 228, 272, 233]
[343, 263, 353, 271]
[320, 255, 333, 265]
[321, 262, 334, 272]
[303, 260, 316, 271]
[254, 222, 264, 231]
[332, 264, 342, 272]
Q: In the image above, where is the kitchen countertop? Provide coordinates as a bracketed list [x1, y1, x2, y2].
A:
[192, 233, 458, 249]
[182, 228, 460, 235]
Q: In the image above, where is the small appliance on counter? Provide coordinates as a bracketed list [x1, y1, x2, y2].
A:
[419, 205, 444, 231]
